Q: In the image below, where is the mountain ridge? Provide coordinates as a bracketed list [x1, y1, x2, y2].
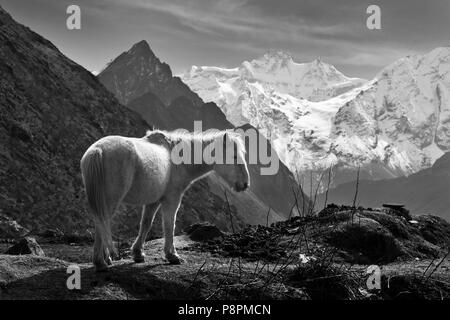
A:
[99, 40, 203, 107]
[316, 151, 450, 221]
[181, 47, 450, 191]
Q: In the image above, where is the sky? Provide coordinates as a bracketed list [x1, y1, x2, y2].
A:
[2, 0, 450, 79]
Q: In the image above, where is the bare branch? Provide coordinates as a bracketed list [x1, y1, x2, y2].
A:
[323, 166, 333, 209]
[352, 166, 361, 208]
[223, 189, 235, 234]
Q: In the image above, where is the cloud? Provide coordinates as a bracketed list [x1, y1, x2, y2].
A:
[106, 0, 414, 73]
[113, 0, 356, 44]
[10, 0, 448, 79]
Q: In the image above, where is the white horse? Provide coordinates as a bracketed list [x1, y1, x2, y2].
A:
[80, 129, 250, 271]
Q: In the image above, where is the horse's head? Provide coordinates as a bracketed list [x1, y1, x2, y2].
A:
[214, 132, 250, 192]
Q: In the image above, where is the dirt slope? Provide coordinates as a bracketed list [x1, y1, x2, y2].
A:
[1, 210, 449, 300]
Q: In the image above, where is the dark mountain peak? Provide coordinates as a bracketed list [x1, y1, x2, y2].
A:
[98, 43, 204, 106]
[106, 40, 162, 72]
[132, 39, 150, 49]
[0, 5, 15, 24]
[98, 40, 176, 104]
[128, 40, 154, 57]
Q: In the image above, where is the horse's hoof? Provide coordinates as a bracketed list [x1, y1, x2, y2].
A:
[106, 256, 113, 265]
[133, 254, 146, 263]
[166, 254, 184, 265]
[94, 263, 108, 273]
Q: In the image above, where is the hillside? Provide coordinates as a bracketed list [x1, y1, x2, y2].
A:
[317, 152, 450, 221]
[0, 6, 148, 234]
[0, 6, 269, 239]
[1, 209, 449, 300]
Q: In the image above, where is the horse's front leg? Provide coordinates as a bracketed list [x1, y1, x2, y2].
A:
[161, 194, 184, 264]
[131, 202, 161, 263]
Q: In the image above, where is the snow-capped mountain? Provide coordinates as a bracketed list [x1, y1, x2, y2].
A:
[333, 47, 450, 175]
[181, 51, 364, 123]
[181, 48, 450, 190]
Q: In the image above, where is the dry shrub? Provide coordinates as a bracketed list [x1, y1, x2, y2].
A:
[286, 259, 363, 300]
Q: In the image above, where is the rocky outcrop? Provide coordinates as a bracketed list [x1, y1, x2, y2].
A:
[185, 223, 223, 242]
[6, 237, 45, 256]
[0, 213, 29, 239]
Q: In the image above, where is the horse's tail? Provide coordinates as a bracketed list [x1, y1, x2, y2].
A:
[80, 147, 115, 257]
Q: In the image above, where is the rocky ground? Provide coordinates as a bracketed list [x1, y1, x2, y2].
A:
[0, 208, 449, 300]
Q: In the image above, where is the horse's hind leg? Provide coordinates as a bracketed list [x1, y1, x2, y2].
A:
[131, 202, 161, 263]
[92, 200, 121, 272]
[93, 216, 111, 272]
[161, 194, 184, 264]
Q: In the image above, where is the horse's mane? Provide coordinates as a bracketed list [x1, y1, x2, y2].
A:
[145, 128, 246, 155]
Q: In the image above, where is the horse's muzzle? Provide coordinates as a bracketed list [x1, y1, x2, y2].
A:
[235, 181, 249, 192]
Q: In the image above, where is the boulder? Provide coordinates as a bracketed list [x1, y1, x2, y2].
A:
[5, 237, 45, 256]
[326, 217, 403, 264]
[0, 214, 29, 239]
[185, 223, 223, 241]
